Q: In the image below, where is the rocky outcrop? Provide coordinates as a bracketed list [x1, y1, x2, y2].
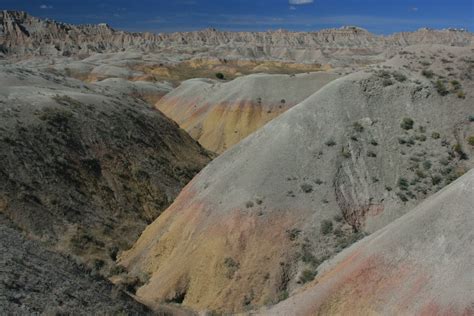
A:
[119, 46, 474, 313]
[1, 11, 472, 63]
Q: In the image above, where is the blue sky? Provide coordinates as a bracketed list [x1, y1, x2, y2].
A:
[2, 0, 473, 34]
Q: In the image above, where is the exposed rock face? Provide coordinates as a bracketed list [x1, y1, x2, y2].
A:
[265, 169, 474, 316]
[156, 72, 338, 153]
[0, 215, 153, 315]
[119, 46, 474, 313]
[0, 64, 212, 275]
[1, 10, 472, 64]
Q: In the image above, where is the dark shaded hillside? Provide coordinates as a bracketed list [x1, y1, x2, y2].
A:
[0, 65, 212, 275]
[0, 214, 155, 315]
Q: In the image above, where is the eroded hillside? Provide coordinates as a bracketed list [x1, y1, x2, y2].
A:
[156, 72, 338, 153]
[120, 46, 474, 313]
[265, 169, 474, 315]
[0, 64, 212, 278]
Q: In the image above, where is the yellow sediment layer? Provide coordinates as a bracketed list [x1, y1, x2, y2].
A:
[157, 98, 289, 153]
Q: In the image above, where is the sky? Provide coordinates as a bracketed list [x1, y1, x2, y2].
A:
[1, 0, 473, 34]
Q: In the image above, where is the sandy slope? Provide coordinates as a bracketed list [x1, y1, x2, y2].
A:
[265, 169, 474, 315]
[156, 72, 338, 153]
[120, 46, 474, 313]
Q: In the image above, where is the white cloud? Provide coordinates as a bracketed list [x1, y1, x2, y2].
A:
[411, 7, 419, 11]
[289, 0, 314, 4]
[289, 6, 297, 10]
[40, 4, 53, 9]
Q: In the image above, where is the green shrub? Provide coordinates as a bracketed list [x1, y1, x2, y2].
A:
[423, 160, 432, 170]
[301, 183, 313, 193]
[397, 192, 408, 202]
[367, 151, 377, 158]
[382, 79, 393, 87]
[398, 177, 409, 190]
[468, 136, 474, 146]
[457, 91, 466, 99]
[400, 118, 414, 130]
[431, 132, 441, 139]
[223, 257, 240, 279]
[353, 122, 364, 132]
[435, 80, 449, 96]
[469, 115, 474, 122]
[325, 139, 336, 147]
[215, 72, 225, 80]
[431, 175, 442, 185]
[299, 269, 317, 284]
[421, 69, 434, 78]
[393, 72, 407, 82]
[320, 220, 333, 235]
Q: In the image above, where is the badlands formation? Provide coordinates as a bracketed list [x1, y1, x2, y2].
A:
[156, 72, 338, 152]
[121, 45, 474, 312]
[0, 9, 473, 315]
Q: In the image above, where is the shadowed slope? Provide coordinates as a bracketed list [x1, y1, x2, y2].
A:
[265, 169, 474, 315]
[0, 64, 211, 276]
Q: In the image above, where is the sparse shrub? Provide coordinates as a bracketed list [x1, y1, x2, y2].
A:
[325, 139, 336, 147]
[415, 169, 426, 179]
[435, 80, 449, 96]
[432, 132, 441, 139]
[333, 214, 343, 222]
[421, 69, 434, 78]
[382, 79, 394, 87]
[393, 72, 407, 82]
[223, 257, 240, 279]
[278, 290, 289, 302]
[398, 177, 409, 190]
[370, 139, 378, 146]
[469, 115, 474, 122]
[453, 143, 468, 159]
[280, 99, 286, 104]
[301, 183, 313, 193]
[353, 122, 364, 132]
[467, 136, 474, 146]
[397, 192, 408, 202]
[400, 118, 414, 130]
[314, 179, 323, 185]
[333, 227, 344, 237]
[456, 89, 466, 99]
[341, 147, 351, 158]
[320, 220, 333, 235]
[245, 201, 254, 208]
[286, 228, 301, 241]
[423, 160, 432, 170]
[385, 186, 393, 191]
[431, 175, 442, 185]
[367, 151, 377, 158]
[299, 269, 317, 284]
[109, 264, 127, 276]
[377, 70, 391, 79]
[415, 134, 427, 142]
[215, 72, 225, 80]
